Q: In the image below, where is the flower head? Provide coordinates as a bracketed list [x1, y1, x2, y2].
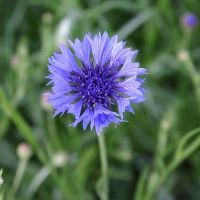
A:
[47, 32, 146, 135]
[182, 13, 198, 29]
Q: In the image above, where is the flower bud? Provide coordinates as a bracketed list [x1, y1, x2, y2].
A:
[0, 170, 3, 185]
[17, 143, 32, 160]
[52, 151, 68, 168]
[177, 49, 189, 62]
[161, 119, 170, 130]
[182, 13, 198, 29]
[10, 54, 20, 69]
[42, 12, 53, 24]
[40, 92, 52, 111]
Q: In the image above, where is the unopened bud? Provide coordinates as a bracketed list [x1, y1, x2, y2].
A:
[161, 119, 170, 130]
[17, 143, 32, 160]
[10, 54, 20, 69]
[40, 92, 52, 111]
[42, 12, 53, 24]
[0, 170, 3, 185]
[177, 49, 189, 62]
[52, 152, 68, 168]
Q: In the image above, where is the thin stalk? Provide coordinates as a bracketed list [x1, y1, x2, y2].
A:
[8, 159, 28, 200]
[98, 133, 109, 200]
[145, 127, 200, 200]
[183, 56, 200, 112]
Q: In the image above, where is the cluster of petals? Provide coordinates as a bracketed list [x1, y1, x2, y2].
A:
[47, 32, 146, 135]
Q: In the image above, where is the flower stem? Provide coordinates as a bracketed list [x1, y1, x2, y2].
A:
[98, 133, 109, 200]
[8, 159, 28, 200]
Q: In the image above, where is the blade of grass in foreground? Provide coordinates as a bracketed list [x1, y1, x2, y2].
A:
[118, 9, 155, 39]
[84, 0, 144, 19]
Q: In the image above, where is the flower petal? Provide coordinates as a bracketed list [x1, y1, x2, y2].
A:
[67, 100, 83, 119]
[116, 97, 130, 119]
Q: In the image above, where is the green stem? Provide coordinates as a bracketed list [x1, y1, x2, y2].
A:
[98, 133, 109, 200]
[166, 128, 200, 176]
[184, 56, 200, 111]
[8, 159, 28, 200]
[144, 127, 200, 200]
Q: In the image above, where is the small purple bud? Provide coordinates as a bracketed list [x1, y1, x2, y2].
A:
[182, 13, 198, 29]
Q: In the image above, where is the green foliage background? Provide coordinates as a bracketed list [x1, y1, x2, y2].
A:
[0, 0, 200, 199]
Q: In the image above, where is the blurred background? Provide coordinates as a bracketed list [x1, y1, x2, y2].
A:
[0, 0, 200, 199]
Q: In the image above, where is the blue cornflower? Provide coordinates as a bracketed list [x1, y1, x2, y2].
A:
[182, 13, 198, 29]
[47, 32, 146, 135]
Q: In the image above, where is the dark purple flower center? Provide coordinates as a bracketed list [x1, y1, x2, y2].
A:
[69, 64, 118, 109]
